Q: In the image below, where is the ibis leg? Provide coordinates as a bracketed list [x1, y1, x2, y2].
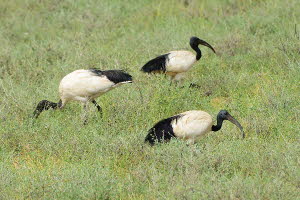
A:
[186, 138, 195, 145]
[83, 103, 88, 125]
[189, 83, 201, 88]
[91, 100, 103, 117]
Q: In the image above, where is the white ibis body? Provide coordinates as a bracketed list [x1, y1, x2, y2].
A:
[141, 37, 216, 81]
[33, 69, 132, 121]
[145, 110, 244, 145]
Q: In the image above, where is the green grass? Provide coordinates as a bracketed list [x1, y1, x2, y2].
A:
[0, 0, 299, 199]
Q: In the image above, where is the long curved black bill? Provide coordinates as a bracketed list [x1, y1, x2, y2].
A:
[199, 39, 216, 54]
[227, 114, 245, 138]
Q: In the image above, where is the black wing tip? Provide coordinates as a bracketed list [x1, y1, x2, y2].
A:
[140, 65, 153, 73]
[144, 133, 156, 146]
[144, 114, 182, 145]
[119, 70, 133, 82]
[90, 69, 133, 84]
[140, 54, 169, 73]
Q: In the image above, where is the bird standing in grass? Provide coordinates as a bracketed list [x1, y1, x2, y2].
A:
[141, 36, 216, 82]
[145, 110, 244, 145]
[33, 69, 132, 123]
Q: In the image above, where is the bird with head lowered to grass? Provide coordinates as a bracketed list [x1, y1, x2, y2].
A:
[33, 69, 133, 124]
[145, 110, 244, 145]
[141, 36, 216, 83]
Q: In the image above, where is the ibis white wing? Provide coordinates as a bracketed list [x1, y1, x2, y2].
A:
[172, 110, 213, 139]
[59, 70, 115, 102]
[166, 51, 197, 73]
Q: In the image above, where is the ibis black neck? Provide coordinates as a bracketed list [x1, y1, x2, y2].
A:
[211, 116, 224, 132]
[191, 45, 202, 60]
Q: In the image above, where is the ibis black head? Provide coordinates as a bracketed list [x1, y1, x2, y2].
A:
[33, 100, 61, 118]
[217, 110, 245, 138]
[217, 110, 230, 120]
[189, 36, 216, 53]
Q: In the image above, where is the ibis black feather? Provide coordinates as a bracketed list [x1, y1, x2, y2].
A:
[141, 53, 169, 73]
[89, 69, 132, 84]
[145, 114, 182, 145]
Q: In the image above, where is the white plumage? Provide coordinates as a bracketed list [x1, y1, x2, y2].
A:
[165, 51, 197, 81]
[58, 69, 131, 107]
[172, 111, 213, 141]
[141, 37, 216, 81]
[145, 110, 244, 145]
[33, 69, 132, 122]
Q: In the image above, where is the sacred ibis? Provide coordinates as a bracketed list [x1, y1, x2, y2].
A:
[145, 110, 244, 145]
[33, 69, 132, 123]
[141, 36, 216, 82]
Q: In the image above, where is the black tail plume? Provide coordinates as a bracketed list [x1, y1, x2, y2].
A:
[33, 100, 61, 118]
[141, 54, 169, 73]
[145, 115, 182, 145]
[90, 69, 133, 84]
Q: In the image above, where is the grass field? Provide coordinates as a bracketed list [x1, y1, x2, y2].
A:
[0, 0, 299, 199]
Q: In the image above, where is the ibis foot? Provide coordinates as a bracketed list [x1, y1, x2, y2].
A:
[189, 83, 201, 88]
